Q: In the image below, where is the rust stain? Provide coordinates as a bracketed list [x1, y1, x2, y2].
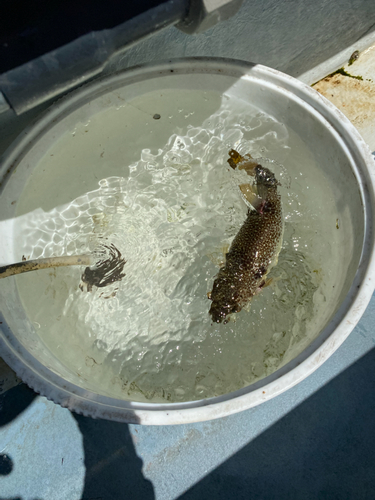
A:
[313, 74, 375, 132]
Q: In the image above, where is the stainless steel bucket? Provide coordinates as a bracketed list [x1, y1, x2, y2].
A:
[0, 58, 374, 424]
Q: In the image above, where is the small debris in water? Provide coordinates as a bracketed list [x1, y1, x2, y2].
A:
[153, 114, 161, 120]
[80, 244, 126, 292]
[336, 218, 340, 229]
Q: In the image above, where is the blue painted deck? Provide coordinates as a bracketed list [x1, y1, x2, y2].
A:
[1, 293, 375, 499]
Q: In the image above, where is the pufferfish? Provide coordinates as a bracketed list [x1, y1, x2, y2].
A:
[208, 149, 284, 324]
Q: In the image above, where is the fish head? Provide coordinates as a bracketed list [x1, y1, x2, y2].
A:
[254, 165, 279, 188]
[209, 282, 242, 324]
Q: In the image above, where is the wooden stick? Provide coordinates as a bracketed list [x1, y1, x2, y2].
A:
[0, 254, 94, 279]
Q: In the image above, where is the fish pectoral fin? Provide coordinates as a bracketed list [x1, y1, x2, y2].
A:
[243, 301, 252, 312]
[228, 313, 237, 323]
[206, 242, 230, 267]
[222, 243, 230, 254]
[239, 183, 263, 211]
[263, 277, 273, 288]
[267, 275, 282, 285]
[255, 277, 273, 295]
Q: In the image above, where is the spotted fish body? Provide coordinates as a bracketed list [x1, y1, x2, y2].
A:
[209, 152, 283, 323]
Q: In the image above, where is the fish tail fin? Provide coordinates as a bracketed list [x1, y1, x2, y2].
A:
[228, 149, 258, 176]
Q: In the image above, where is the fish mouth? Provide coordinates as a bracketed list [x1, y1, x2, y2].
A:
[209, 301, 226, 323]
[209, 308, 227, 324]
[209, 302, 240, 324]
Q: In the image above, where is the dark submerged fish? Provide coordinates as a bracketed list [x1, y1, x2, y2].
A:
[209, 150, 283, 323]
